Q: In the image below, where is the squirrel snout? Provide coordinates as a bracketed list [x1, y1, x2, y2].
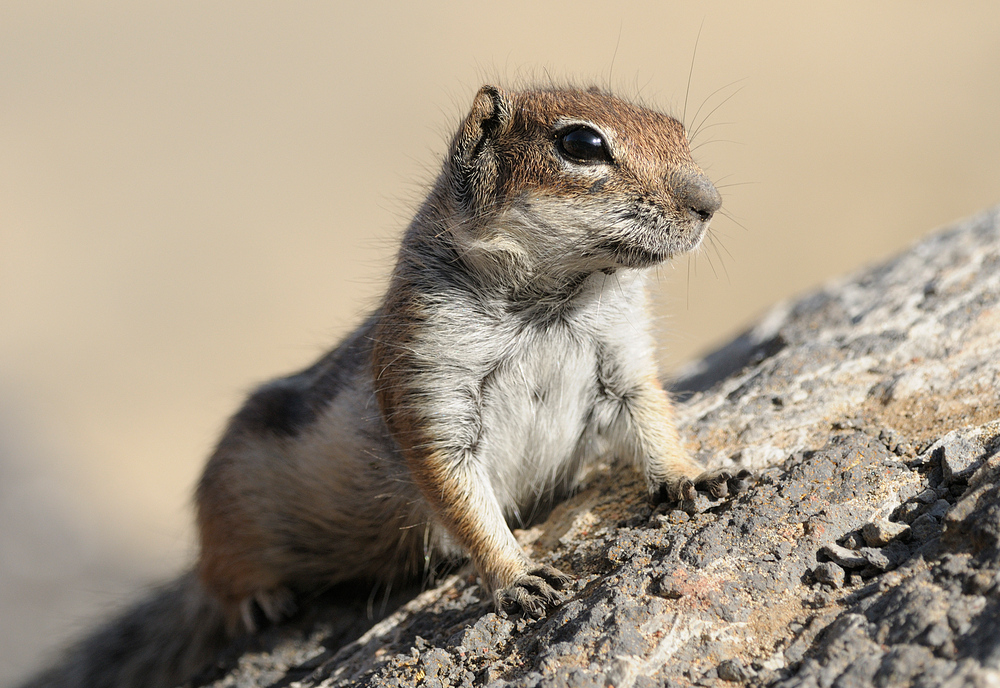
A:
[673, 170, 722, 222]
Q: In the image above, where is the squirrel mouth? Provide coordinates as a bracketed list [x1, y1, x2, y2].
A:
[592, 223, 707, 268]
[593, 208, 711, 268]
[592, 236, 671, 267]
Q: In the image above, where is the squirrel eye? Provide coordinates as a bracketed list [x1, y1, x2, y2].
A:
[558, 127, 611, 163]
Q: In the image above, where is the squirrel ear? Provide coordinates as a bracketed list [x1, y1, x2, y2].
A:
[452, 85, 512, 164]
[449, 85, 513, 217]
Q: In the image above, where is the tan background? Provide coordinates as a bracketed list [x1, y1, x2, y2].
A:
[2, 1, 998, 683]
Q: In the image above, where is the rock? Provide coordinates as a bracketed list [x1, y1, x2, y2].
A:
[858, 541, 911, 572]
[935, 434, 981, 483]
[717, 658, 755, 682]
[819, 544, 869, 569]
[862, 519, 910, 547]
[196, 208, 1000, 687]
[928, 499, 952, 520]
[910, 513, 942, 542]
[921, 422, 1000, 485]
[813, 562, 846, 588]
[839, 531, 866, 550]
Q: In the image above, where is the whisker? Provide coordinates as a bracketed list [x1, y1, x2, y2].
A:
[719, 209, 750, 233]
[608, 22, 623, 88]
[690, 138, 745, 153]
[707, 233, 731, 284]
[688, 120, 734, 138]
[682, 19, 706, 129]
[713, 181, 758, 190]
[701, 239, 720, 280]
[690, 84, 746, 143]
[686, 253, 693, 310]
[707, 230, 736, 261]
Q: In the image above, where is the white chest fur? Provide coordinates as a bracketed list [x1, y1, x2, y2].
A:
[413, 269, 658, 525]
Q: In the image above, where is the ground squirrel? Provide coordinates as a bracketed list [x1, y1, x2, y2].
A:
[23, 84, 748, 688]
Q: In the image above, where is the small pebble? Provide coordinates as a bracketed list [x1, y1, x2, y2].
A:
[804, 591, 832, 608]
[839, 531, 866, 550]
[717, 658, 755, 682]
[861, 548, 892, 571]
[861, 519, 910, 547]
[819, 543, 868, 568]
[813, 562, 846, 588]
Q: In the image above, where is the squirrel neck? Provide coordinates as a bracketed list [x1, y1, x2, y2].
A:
[396, 178, 639, 317]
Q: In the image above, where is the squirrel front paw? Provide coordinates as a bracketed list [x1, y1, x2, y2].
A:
[494, 564, 573, 618]
[651, 467, 753, 504]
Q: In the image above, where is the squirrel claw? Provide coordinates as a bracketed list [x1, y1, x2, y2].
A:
[239, 586, 297, 633]
[652, 467, 753, 506]
[495, 565, 572, 618]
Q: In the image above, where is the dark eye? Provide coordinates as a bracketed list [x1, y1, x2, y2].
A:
[558, 127, 611, 163]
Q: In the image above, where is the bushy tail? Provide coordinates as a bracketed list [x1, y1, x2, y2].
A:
[19, 571, 231, 688]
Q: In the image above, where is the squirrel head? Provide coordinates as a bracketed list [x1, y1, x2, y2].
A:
[445, 85, 721, 274]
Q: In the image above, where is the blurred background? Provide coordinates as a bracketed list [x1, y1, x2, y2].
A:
[2, 1, 998, 683]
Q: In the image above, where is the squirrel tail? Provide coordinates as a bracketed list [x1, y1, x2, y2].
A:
[19, 570, 231, 688]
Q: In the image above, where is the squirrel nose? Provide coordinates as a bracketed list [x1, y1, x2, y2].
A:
[673, 170, 722, 222]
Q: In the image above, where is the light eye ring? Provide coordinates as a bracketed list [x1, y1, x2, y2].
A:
[556, 126, 612, 164]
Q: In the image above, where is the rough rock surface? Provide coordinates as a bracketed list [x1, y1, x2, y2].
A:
[192, 207, 1000, 688]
